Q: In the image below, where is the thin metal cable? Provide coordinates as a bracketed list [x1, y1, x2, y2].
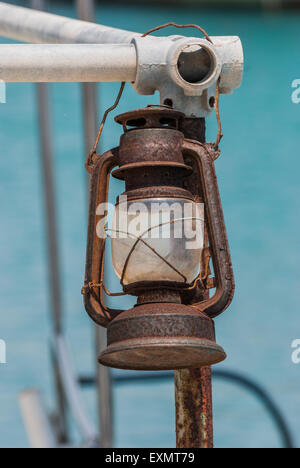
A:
[85, 82, 125, 172]
[141, 22, 213, 43]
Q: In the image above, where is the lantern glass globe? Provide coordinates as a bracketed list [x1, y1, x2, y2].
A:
[111, 197, 204, 286]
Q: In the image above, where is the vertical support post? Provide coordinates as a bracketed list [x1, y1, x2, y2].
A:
[31, 0, 68, 446]
[175, 367, 213, 448]
[175, 118, 214, 449]
[76, 0, 114, 449]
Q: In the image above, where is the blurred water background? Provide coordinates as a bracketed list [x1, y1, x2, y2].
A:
[0, 0, 300, 448]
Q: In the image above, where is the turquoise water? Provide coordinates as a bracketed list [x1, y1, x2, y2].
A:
[1, 2, 300, 448]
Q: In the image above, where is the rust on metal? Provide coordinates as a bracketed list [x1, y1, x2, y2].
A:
[83, 106, 234, 373]
[182, 140, 235, 318]
[175, 366, 213, 448]
[137, 289, 182, 305]
[99, 303, 225, 371]
[179, 117, 206, 144]
[112, 106, 192, 183]
[115, 104, 184, 130]
[83, 147, 124, 327]
[175, 117, 214, 451]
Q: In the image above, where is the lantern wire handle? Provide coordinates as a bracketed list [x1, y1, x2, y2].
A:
[86, 22, 224, 173]
[141, 22, 223, 154]
[85, 82, 126, 172]
[141, 22, 213, 42]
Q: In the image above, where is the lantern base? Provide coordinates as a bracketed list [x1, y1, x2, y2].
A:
[99, 303, 226, 371]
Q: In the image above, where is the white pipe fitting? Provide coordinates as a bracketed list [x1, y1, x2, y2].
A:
[132, 35, 244, 117]
[166, 37, 223, 97]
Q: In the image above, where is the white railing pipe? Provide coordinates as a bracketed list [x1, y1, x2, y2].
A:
[0, 44, 137, 82]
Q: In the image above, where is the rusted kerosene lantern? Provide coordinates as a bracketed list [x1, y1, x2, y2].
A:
[82, 105, 234, 371]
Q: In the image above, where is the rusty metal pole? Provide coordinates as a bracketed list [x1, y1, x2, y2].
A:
[76, 0, 114, 449]
[175, 118, 214, 449]
[175, 367, 213, 448]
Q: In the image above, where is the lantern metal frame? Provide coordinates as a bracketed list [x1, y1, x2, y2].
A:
[82, 106, 235, 370]
[83, 121, 234, 328]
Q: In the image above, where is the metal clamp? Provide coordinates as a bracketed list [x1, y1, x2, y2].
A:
[132, 35, 244, 117]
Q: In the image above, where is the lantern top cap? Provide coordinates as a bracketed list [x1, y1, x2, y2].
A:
[115, 105, 185, 131]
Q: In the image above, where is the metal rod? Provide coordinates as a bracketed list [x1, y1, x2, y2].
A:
[19, 389, 57, 449]
[30, 0, 69, 445]
[175, 367, 213, 448]
[36, 81, 63, 334]
[37, 80, 69, 441]
[76, 0, 114, 449]
[0, 1, 140, 44]
[0, 44, 137, 83]
[175, 118, 214, 449]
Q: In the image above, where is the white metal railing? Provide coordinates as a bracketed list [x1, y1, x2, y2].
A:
[0, 1, 139, 44]
[0, 44, 136, 82]
[0, 2, 243, 119]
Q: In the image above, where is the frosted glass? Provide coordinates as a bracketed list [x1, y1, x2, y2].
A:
[110, 198, 204, 286]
